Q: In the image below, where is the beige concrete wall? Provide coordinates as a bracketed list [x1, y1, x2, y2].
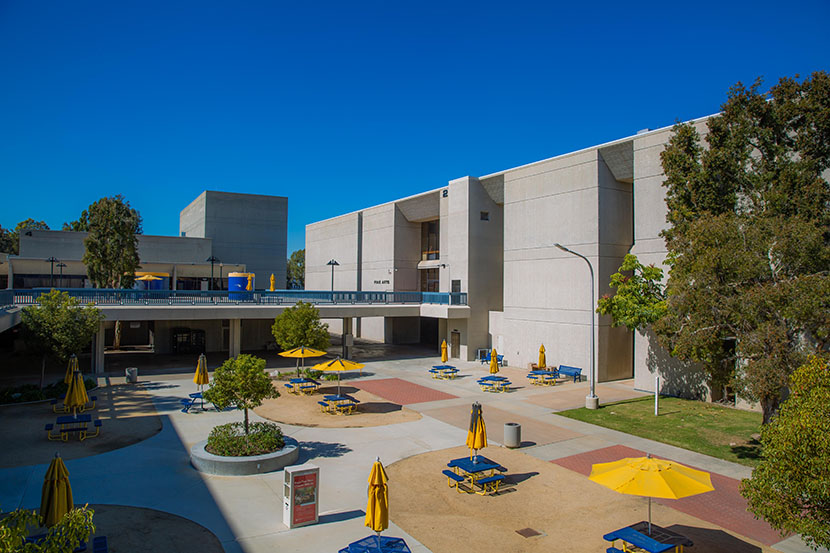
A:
[393, 207, 421, 292]
[306, 213, 359, 291]
[502, 149, 601, 373]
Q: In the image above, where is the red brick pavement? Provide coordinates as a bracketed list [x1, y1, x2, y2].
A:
[552, 445, 787, 546]
[352, 378, 457, 405]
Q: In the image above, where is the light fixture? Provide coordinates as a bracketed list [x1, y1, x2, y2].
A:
[554, 243, 598, 409]
[326, 259, 340, 291]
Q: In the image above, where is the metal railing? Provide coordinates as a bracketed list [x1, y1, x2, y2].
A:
[6, 288, 468, 307]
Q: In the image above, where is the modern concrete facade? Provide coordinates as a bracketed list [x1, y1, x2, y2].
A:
[180, 191, 288, 287]
[307, 115, 716, 395]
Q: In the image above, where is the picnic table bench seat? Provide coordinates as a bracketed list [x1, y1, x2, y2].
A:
[606, 548, 624, 553]
[603, 527, 677, 553]
[557, 365, 583, 383]
[318, 401, 330, 412]
[92, 536, 108, 553]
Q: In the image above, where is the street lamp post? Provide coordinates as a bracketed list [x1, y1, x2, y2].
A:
[46, 257, 59, 288]
[554, 243, 599, 409]
[56, 262, 67, 288]
[326, 259, 339, 292]
[206, 256, 220, 291]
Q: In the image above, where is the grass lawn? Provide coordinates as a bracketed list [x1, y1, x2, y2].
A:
[558, 396, 763, 467]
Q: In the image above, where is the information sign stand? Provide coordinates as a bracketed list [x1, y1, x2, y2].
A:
[283, 464, 320, 528]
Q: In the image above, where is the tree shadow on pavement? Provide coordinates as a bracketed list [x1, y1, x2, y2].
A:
[667, 525, 762, 553]
[298, 441, 353, 463]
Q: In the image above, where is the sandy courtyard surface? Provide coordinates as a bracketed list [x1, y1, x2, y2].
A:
[386, 446, 773, 553]
[0, 384, 162, 468]
[254, 383, 422, 428]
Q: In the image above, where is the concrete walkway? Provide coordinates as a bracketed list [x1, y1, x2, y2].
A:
[0, 353, 822, 553]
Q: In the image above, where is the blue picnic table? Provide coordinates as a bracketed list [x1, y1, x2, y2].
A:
[603, 522, 693, 553]
[338, 535, 411, 552]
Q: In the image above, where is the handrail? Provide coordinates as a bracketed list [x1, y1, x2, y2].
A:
[6, 289, 468, 307]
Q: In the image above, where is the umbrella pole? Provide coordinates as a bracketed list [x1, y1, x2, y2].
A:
[648, 497, 652, 535]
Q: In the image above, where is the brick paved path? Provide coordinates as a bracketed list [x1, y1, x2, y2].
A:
[352, 378, 457, 405]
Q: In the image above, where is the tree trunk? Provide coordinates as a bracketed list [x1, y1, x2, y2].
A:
[113, 320, 122, 350]
[761, 395, 780, 425]
[244, 407, 249, 435]
[40, 355, 46, 390]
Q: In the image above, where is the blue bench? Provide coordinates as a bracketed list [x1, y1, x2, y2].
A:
[474, 474, 505, 494]
[317, 401, 330, 412]
[607, 548, 624, 553]
[558, 365, 583, 383]
[442, 469, 466, 493]
[480, 353, 506, 367]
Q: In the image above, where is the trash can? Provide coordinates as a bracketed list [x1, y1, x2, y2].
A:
[504, 422, 521, 448]
[126, 367, 138, 384]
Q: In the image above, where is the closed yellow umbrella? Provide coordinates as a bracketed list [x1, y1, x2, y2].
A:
[489, 348, 499, 374]
[280, 346, 327, 378]
[589, 454, 715, 535]
[270, 273, 276, 292]
[441, 340, 448, 363]
[311, 357, 365, 395]
[246, 274, 253, 291]
[40, 454, 73, 527]
[465, 402, 487, 459]
[64, 370, 89, 416]
[64, 355, 79, 385]
[365, 458, 389, 535]
[538, 344, 546, 370]
[194, 353, 209, 386]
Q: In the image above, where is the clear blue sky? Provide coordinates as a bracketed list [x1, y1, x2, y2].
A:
[1, 1, 828, 255]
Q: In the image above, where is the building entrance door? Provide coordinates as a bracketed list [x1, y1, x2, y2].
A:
[451, 331, 460, 359]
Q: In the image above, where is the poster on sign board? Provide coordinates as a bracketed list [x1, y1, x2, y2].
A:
[292, 471, 318, 526]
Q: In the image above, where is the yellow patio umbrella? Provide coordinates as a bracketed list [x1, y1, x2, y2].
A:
[311, 357, 365, 395]
[589, 454, 715, 535]
[465, 402, 487, 459]
[364, 457, 389, 535]
[489, 348, 499, 374]
[246, 274, 253, 291]
[63, 370, 89, 416]
[270, 273, 276, 291]
[40, 454, 73, 527]
[441, 339, 448, 363]
[280, 346, 327, 378]
[64, 355, 79, 385]
[136, 274, 162, 290]
[538, 344, 546, 370]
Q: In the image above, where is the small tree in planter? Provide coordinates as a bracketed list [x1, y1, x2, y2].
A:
[203, 354, 279, 434]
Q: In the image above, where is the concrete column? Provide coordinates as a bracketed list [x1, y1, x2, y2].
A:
[172, 265, 178, 290]
[6, 257, 13, 289]
[342, 317, 353, 359]
[93, 322, 106, 374]
[229, 318, 241, 358]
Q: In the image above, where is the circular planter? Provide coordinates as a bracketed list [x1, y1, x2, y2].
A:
[190, 436, 299, 476]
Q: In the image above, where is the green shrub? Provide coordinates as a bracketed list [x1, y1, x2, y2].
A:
[323, 373, 338, 381]
[0, 378, 96, 404]
[206, 422, 285, 457]
[302, 368, 322, 379]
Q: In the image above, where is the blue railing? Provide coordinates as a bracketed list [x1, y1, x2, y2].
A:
[6, 289, 468, 307]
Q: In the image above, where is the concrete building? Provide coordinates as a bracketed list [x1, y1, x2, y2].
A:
[306, 116, 714, 396]
[180, 191, 288, 288]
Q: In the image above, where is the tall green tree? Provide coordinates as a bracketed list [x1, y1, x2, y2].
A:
[271, 301, 329, 352]
[21, 289, 104, 388]
[82, 195, 142, 350]
[62, 210, 90, 232]
[286, 248, 305, 289]
[655, 72, 830, 423]
[597, 253, 667, 332]
[740, 356, 830, 549]
[82, 195, 142, 289]
[0, 225, 13, 254]
[202, 354, 279, 434]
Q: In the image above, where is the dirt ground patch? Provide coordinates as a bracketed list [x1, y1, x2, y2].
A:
[0, 384, 161, 469]
[254, 383, 421, 428]
[386, 446, 773, 553]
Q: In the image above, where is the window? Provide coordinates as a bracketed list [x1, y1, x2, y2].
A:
[420, 268, 439, 292]
[421, 220, 440, 260]
[480, 211, 489, 221]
